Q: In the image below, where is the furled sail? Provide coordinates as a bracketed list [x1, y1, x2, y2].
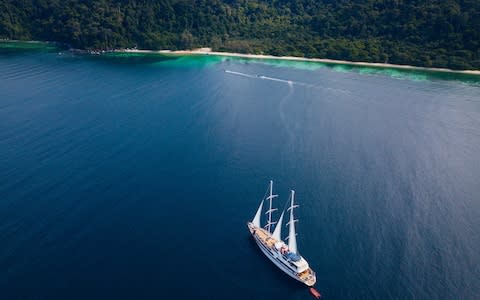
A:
[287, 190, 298, 254]
[272, 210, 284, 240]
[252, 200, 264, 228]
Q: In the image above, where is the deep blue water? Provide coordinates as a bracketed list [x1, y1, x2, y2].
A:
[1, 49, 480, 299]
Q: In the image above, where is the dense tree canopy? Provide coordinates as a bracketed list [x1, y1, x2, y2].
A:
[1, 0, 479, 70]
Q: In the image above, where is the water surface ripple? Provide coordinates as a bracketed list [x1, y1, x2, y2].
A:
[1, 51, 479, 299]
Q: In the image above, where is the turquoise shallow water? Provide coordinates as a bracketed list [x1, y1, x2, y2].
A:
[1, 47, 480, 299]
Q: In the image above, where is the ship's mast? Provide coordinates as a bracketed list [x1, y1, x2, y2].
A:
[265, 180, 278, 232]
[287, 190, 299, 253]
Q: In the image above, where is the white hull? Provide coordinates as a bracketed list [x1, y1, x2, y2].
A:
[253, 233, 307, 284]
[248, 223, 316, 286]
[248, 182, 316, 287]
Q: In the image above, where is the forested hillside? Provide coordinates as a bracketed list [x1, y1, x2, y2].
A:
[1, 0, 479, 70]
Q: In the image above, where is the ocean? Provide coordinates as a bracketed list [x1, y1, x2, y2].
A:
[1, 45, 479, 299]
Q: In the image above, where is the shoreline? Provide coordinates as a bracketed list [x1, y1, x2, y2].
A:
[2, 40, 479, 76]
[118, 48, 480, 76]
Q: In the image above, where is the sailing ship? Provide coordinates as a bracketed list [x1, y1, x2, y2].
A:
[247, 180, 316, 286]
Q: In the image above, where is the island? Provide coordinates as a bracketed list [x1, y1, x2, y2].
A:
[1, 0, 479, 71]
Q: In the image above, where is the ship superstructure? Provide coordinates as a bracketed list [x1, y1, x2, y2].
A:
[247, 181, 316, 286]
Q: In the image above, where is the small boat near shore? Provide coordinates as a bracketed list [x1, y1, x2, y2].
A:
[247, 180, 316, 286]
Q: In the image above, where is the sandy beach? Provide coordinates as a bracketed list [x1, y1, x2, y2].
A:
[2, 40, 478, 75]
[118, 48, 480, 76]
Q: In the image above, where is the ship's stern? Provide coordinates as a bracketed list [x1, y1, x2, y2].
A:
[305, 274, 316, 286]
[298, 267, 317, 286]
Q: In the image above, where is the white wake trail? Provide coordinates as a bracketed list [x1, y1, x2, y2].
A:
[224, 69, 350, 94]
[278, 81, 296, 149]
[224, 70, 257, 79]
[259, 75, 295, 85]
[225, 70, 303, 86]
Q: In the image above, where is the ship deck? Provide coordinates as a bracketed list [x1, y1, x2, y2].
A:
[253, 227, 277, 249]
[250, 224, 316, 286]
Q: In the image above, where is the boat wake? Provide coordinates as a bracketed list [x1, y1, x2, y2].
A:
[225, 68, 350, 152]
[225, 69, 306, 87]
[225, 69, 303, 149]
[224, 70, 257, 79]
[224, 69, 350, 94]
[278, 80, 295, 147]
